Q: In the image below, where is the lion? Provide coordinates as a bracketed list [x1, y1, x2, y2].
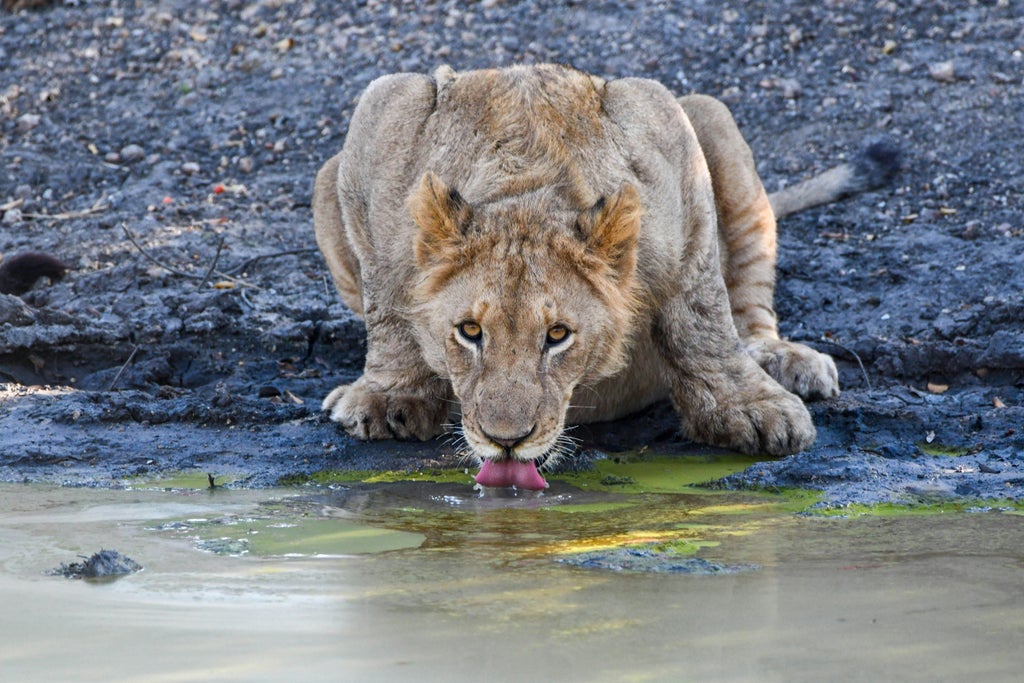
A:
[313, 64, 897, 489]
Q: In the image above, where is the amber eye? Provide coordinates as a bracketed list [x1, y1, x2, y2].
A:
[457, 321, 483, 344]
[546, 324, 571, 346]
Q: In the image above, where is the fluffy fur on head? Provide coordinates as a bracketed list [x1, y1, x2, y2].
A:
[410, 172, 642, 329]
[405, 173, 645, 463]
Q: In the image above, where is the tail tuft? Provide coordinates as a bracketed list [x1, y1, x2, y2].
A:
[769, 135, 903, 219]
[851, 136, 902, 192]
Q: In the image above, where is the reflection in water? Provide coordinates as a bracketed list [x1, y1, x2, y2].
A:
[0, 482, 1022, 682]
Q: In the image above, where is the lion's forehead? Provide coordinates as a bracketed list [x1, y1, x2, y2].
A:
[472, 292, 563, 331]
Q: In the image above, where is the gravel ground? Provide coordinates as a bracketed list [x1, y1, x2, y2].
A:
[1, 0, 1022, 505]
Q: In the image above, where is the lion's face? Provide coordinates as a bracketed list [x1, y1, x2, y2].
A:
[409, 173, 642, 469]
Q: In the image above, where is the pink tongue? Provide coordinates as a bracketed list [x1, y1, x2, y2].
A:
[475, 459, 548, 490]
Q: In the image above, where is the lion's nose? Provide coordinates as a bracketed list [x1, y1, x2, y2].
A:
[483, 424, 536, 452]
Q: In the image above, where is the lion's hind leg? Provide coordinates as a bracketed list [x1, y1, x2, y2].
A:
[679, 94, 839, 400]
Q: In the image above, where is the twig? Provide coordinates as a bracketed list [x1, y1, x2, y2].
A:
[197, 235, 226, 291]
[0, 198, 25, 212]
[108, 345, 139, 391]
[22, 198, 109, 222]
[224, 247, 319, 276]
[809, 338, 872, 391]
[121, 224, 198, 279]
[120, 224, 263, 290]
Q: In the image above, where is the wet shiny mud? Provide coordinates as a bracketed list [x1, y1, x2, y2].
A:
[2, 473, 1023, 682]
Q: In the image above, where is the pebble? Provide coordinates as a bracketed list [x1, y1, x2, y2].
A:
[779, 78, 803, 99]
[120, 143, 145, 163]
[929, 60, 957, 83]
[181, 161, 201, 175]
[16, 113, 40, 133]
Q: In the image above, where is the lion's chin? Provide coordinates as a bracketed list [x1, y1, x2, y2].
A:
[474, 458, 549, 490]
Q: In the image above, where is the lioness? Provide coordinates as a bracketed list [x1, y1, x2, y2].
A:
[314, 64, 892, 489]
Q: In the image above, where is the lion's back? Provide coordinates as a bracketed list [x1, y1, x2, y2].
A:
[338, 65, 713, 292]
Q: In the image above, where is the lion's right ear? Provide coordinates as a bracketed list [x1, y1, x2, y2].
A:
[575, 183, 642, 282]
[410, 172, 473, 268]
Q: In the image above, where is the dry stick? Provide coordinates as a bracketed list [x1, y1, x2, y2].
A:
[120, 224, 262, 290]
[120, 224, 197, 279]
[809, 339, 872, 391]
[224, 247, 319, 276]
[108, 344, 139, 391]
[197, 235, 226, 291]
[22, 198, 109, 221]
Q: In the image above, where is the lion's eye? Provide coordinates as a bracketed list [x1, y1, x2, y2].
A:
[546, 325, 571, 346]
[457, 321, 483, 344]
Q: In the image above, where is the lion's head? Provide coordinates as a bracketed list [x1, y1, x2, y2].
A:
[408, 172, 642, 487]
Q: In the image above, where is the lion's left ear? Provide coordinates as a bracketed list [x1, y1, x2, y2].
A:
[410, 171, 473, 268]
[576, 183, 642, 280]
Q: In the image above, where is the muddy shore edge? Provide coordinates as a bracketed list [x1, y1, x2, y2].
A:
[2, 1, 1022, 506]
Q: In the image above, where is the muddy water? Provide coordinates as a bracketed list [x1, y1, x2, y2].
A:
[1, 480, 1022, 683]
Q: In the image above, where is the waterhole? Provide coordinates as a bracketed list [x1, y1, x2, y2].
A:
[1, 476, 1022, 682]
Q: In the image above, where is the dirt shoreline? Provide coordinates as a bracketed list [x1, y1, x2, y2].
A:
[2, 1, 1021, 505]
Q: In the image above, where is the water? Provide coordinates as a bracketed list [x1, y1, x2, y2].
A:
[1, 480, 1022, 682]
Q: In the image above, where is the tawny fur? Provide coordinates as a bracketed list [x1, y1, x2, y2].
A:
[314, 64, 861, 461]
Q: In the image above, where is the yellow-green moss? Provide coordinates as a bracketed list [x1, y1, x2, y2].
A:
[278, 468, 475, 487]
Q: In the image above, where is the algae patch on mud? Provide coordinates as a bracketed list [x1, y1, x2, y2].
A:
[278, 468, 476, 487]
[127, 470, 242, 491]
[916, 443, 972, 458]
[552, 452, 766, 494]
[153, 511, 425, 557]
[809, 500, 1024, 518]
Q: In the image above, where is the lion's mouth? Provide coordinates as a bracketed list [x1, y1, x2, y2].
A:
[474, 458, 548, 490]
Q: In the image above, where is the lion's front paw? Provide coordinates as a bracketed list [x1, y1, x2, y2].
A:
[745, 339, 839, 401]
[686, 386, 816, 456]
[322, 381, 446, 441]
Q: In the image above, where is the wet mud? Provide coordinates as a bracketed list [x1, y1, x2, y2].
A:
[1, 1, 1021, 505]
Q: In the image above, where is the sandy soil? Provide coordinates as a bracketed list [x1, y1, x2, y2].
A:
[1, 0, 1021, 505]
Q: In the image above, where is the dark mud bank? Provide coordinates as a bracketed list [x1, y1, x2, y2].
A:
[2, 1, 1022, 506]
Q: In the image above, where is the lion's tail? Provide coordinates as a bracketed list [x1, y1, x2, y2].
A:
[768, 137, 901, 220]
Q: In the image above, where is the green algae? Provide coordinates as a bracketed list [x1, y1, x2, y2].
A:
[646, 538, 721, 556]
[241, 518, 425, 556]
[127, 470, 241, 490]
[916, 442, 971, 457]
[278, 468, 475, 487]
[155, 513, 425, 556]
[542, 502, 638, 514]
[808, 499, 1024, 518]
[551, 451, 765, 494]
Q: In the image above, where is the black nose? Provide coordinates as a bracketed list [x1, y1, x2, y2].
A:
[483, 425, 536, 452]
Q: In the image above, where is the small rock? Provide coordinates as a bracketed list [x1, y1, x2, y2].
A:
[181, 161, 201, 175]
[105, 152, 121, 163]
[929, 60, 956, 83]
[2, 208, 23, 225]
[779, 78, 802, 99]
[959, 221, 982, 240]
[120, 143, 145, 163]
[238, 156, 254, 173]
[16, 113, 40, 133]
[48, 549, 142, 579]
[978, 461, 1002, 474]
